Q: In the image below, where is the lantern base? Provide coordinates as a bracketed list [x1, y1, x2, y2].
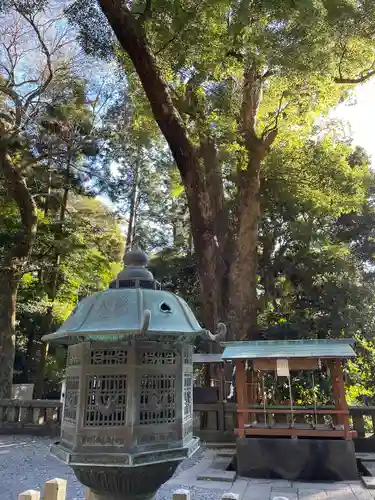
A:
[86, 493, 156, 500]
[73, 462, 179, 500]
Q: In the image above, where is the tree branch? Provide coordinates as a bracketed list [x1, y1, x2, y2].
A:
[0, 85, 22, 127]
[337, 43, 348, 82]
[261, 69, 275, 80]
[261, 91, 289, 147]
[335, 56, 375, 84]
[32, 193, 74, 217]
[0, 150, 38, 256]
[335, 69, 375, 84]
[18, 11, 53, 112]
[142, 0, 152, 20]
[155, 28, 185, 56]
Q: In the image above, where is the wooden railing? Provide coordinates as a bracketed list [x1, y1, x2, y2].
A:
[193, 401, 375, 444]
[350, 406, 375, 439]
[0, 397, 374, 446]
[0, 399, 62, 436]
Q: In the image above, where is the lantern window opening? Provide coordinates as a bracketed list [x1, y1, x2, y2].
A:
[159, 301, 172, 313]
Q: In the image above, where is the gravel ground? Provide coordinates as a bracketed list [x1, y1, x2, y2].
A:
[0, 436, 220, 500]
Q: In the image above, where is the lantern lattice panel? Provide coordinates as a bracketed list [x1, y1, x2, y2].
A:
[183, 373, 193, 421]
[84, 374, 127, 427]
[139, 374, 176, 425]
[64, 376, 80, 424]
[90, 347, 128, 365]
[183, 420, 193, 439]
[141, 351, 176, 365]
[183, 346, 192, 365]
[67, 345, 81, 367]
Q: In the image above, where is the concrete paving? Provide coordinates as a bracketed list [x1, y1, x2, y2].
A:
[164, 449, 375, 500]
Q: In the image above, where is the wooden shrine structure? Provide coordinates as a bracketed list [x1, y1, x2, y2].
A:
[220, 339, 357, 441]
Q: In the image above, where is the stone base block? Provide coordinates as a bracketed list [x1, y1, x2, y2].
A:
[354, 437, 375, 454]
[236, 437, 358, 482]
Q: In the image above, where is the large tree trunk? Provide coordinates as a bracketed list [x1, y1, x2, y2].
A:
[227, 66, 277, 340]
[199, 134, 227, 320]
[99, 4, 279, 338]
[229, 155, 262, 340]
[99, 0, 222, 330]
[0, 268, 18, 399]
[0, 150, 38, 399]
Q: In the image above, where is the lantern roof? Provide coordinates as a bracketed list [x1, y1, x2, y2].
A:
[42, 248, 205, 344]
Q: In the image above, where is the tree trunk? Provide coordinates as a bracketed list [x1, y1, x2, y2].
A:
[125, 154, 140, 252]
[0, 269, 18, 399]
[199, 135, 226, 250]
[229, 155, 262, 340]
[227, 65, 277, 340]
[99, 0, 222, 330]
[34, 309, 51, 399]
[99, 4, 279, 336]
[0, 149, 38, 399]
[35, 154, 71, 399]
[199, 134, 228, 320]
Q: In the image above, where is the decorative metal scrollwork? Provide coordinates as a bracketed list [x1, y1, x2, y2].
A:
[95, 391, 120, 416]
[145, 392, 170, 412]
[140, 309, 151, 334]
[202, 322, 227, 342]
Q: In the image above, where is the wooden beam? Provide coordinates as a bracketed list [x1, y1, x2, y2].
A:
[237, 408, 349, 415]
[253, 358, 318, 371]
[217, 368, 225, 433]
[235, 427, 356, 439]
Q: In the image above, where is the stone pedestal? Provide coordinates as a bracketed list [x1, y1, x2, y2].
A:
[236, 437, 358, 481]
[73, 462, 179, 500]
[354, 436, 375, 453]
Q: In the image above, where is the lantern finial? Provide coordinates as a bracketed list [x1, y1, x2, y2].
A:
[110, 247, 158, 289]
[124, 246, 148, 267]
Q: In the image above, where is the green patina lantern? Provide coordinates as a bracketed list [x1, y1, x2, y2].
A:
[43, 248, 222, 500]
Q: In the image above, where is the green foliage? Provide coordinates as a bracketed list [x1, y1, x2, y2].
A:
[14, 195, 123, 389]
[3, 0, 375, 403]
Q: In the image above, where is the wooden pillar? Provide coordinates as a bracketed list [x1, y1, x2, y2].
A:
[218, 366, 225, 433]
[235, 359, 247, 437]
[352, 412, 366, 439]
[18, 492, 40, 500]
[246, 368, 257, 424]
[329, 359, 350, 439]
[44, 479, 67, 500]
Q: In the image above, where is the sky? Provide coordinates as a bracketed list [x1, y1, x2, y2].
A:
[330, 79, 375, 166]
